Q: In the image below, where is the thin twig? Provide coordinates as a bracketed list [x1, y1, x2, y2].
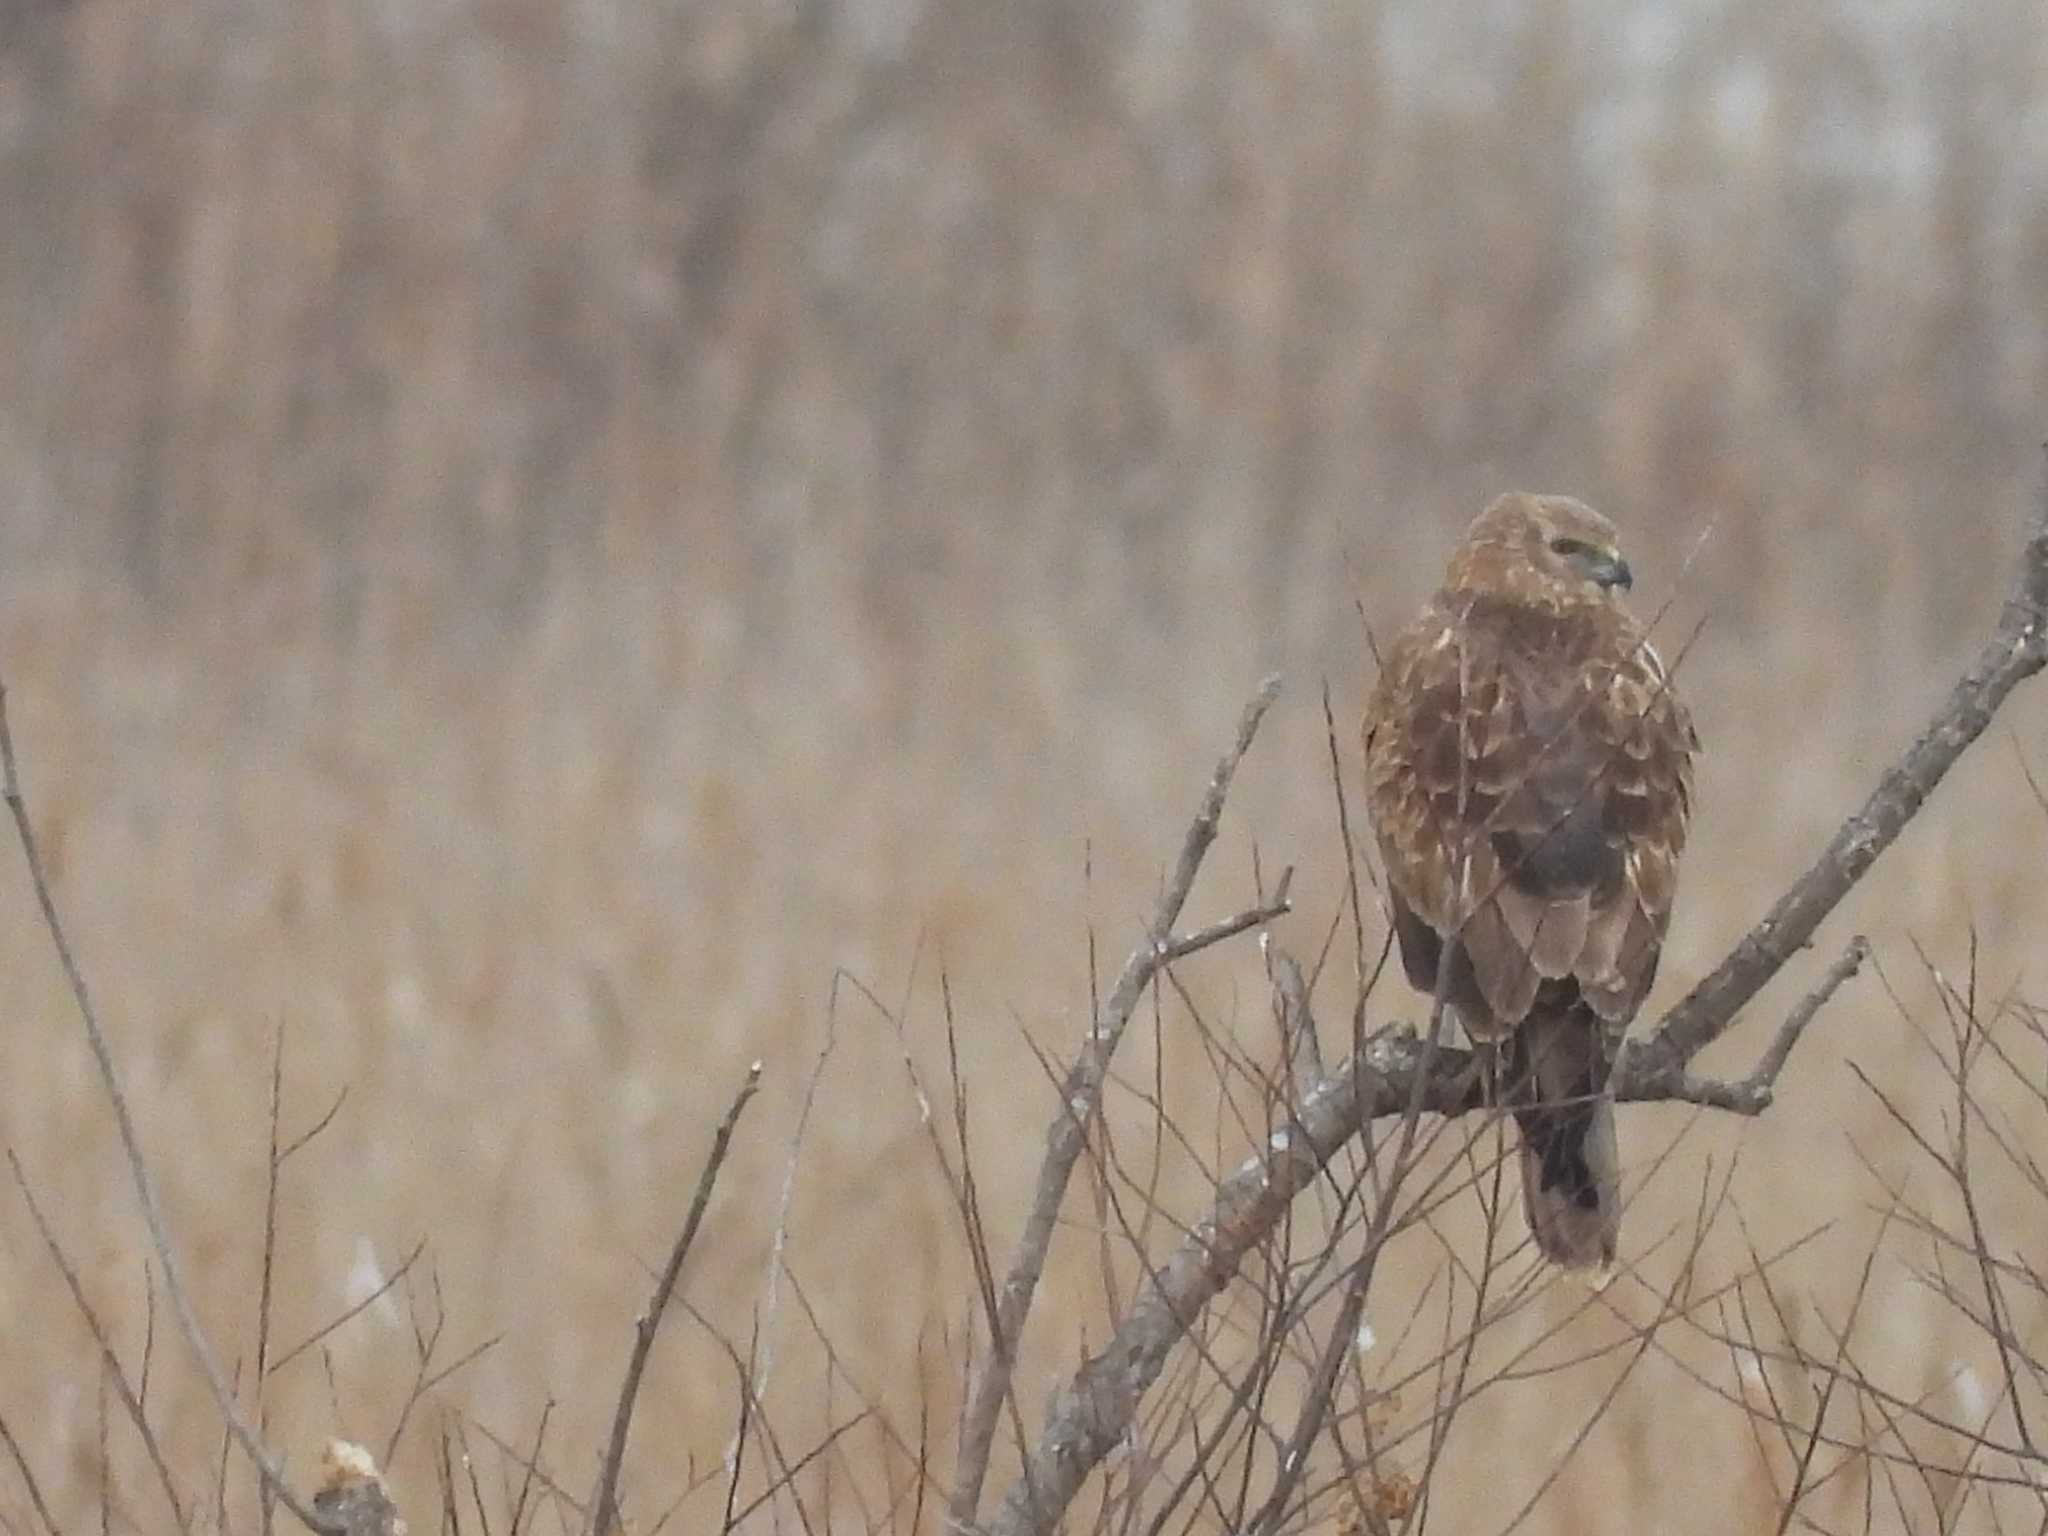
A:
[257, 1024, 286, 1536]
[0, 1408, 63, 1536]
[384, 1268, 447, 1467]
[1246, 926, 1463, 1536]
[211, 1374, 235, 1535]
[279, 1086, 350, 1165]
[451, 1416, 494, 1536]
[1320, 680, 1373, 1011]
[1161, 882, 1293, 966]
[1398, 1119, 1509, 1536]
[1766, 1197, 1894, 1535]
[1656, 936, 1872, 1114]
[137, 1259, 160, 1429]
[747, 1002, 838, 1415]
[508, 1398, 554, 1536]
[982, 1021, 1473, 1536]
[588, 1060, 763, 1536]
[1942, 945, 2039, 1464]
[1263, 936, 1322, 1099]
[467, 1412, 583, 1525]
[0, 682, 339, 1536]
[385, 1329, 502, 1466]
[9, 1151, 188, 1531]
[718, 1311, 758, 1534]
[267, 1239, 428, 1379]
[722, 1411, 873, 1530]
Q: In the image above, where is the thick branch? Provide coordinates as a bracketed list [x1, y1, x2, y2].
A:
[1619, 461, 2048, 1092]
[949, 676, 1286, 1528]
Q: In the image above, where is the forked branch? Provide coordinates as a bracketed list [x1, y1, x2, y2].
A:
[949, 676, 1287, 1528]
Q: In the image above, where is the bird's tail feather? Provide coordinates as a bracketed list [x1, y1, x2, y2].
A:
[1509, 1007, 1619, 1269]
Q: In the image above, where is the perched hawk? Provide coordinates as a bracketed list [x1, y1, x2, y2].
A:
[1361, 494, 1698, 1267]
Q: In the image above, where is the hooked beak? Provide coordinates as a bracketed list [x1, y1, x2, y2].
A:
[1590, 553, 1633, 592]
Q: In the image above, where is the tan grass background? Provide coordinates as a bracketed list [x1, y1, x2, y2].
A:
[2, 0, 2047, 1528]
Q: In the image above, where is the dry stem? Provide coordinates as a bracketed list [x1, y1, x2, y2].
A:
[588, 1060, 763, 1536]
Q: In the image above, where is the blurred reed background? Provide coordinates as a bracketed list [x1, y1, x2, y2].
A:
[0, 0, 2045, 1528]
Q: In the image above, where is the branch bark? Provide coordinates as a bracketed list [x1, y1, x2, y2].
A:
[983, 457, 2048, 1535]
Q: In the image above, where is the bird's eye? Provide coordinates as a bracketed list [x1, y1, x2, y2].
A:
[1549, 536, 1595, 557]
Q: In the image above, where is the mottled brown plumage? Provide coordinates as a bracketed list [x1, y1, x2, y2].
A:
[1362, 493, 1698, 1266]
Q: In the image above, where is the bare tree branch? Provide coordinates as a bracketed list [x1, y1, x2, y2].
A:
[588, 1060, 764, 1536]
[949, 675, 1287, 1527]
[1650, 936, 1872, 1115]
[1618, 454, 2048, 1094]
[0, 681, 341, 1536]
